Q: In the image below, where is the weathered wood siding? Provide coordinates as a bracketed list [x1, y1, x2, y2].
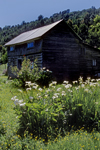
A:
[42, 22, 100, 81]
[7, 39, 43, 77]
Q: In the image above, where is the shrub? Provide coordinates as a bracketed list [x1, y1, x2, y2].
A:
[11, 57, 52, 87]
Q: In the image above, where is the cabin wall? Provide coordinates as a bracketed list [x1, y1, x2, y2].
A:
[7, 39, 43, 77]
[42, 22, 100, 82]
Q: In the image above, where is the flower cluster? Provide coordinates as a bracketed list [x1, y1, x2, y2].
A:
[11, 96, 26, 106]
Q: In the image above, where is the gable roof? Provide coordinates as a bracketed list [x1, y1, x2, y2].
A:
[5, 20, 64, 46]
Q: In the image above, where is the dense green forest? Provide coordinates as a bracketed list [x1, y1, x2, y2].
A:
[0, 6, 100, 63]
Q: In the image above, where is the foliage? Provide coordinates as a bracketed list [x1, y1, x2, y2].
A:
[87, 15, 100, 48]
[0, 63, 7, 75]
[0, 46, 8, 64]
[10, 78, 100, 141]
[1, 77, 100, 149]
[11, 57, 52, 87]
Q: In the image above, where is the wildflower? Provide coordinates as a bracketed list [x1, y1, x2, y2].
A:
[43, 67, 46, 70]
[19, 103, 26, 107]
[96, 79, 100, 82]
[62, 91, 66, 96]
[45, 108, 48, 112]
[57, 88, 61, 91]
[73, 80, 78, 84]
[95, 102, 98, 104]
[65, 84, 72, 89]
[25, 81, 32, 87]
[52, 96, 58, 99]
[11, 96, 17, 101]
[46, 89, 51, 93]
[18, 89, 23, 93]
[75, 87, 79, 90]
[29, 96, 33, 100]
[18, 100, 23, 103]
[52, 81, 57, 85]
[68, 89, 72, 92]
[33, 85, 38, 89]
[91, 79, 96, 82]
[14, 99, 19, 106]
[63, 80, 69, 84]
[81, 84, 85, 88]
[38, 88, 42, 91]
[26, 88, 31, 91]
[54, 93, 59, 96]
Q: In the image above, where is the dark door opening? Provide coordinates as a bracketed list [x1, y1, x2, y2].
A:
[18, 59, 22, 70]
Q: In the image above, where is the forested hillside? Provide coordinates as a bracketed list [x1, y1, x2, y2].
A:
[1, 6, 100, 49]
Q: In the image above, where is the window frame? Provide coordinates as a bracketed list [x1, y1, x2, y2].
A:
[10, 46, 15, 51]
[27, 42, 34, 49]
[92, 59, 96, 66]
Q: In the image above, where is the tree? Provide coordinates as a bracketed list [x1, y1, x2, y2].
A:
[87, 15, 100, 49]
[1, 46, 8, 64]
[38, 15, 44, 21]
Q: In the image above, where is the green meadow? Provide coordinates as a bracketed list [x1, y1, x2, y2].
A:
[0, 64, 7, 75]
[1, 76, 100, 149]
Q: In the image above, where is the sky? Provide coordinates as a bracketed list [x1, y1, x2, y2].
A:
[0, 0, 100, 28]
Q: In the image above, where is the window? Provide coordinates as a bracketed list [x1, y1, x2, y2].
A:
[27, 42, 34, 49]
[92, 59, 96, 66]
[79, 47, 85, 55]
[10, 46, 14, 51]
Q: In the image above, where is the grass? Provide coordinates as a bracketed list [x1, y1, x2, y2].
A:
[1, 77, 100, 149]
[0, 63, 7, 74]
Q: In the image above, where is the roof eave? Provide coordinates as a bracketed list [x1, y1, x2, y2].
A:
[5, 36, 41, 47]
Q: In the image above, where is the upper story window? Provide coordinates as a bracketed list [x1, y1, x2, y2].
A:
[92, 59, 96, 66]
[10, 46, 14, 51]
[27, 42, 34, 49]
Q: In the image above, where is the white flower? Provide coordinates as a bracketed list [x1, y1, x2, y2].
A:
[57, 88, 61, 91]
[18, 89, 23, 93]
[73, 80, 78, 84]
[54, 93, 59, 96]
[52, 96, 56, 99]
[25, 81, 31, 87]
[65, 84, 72, 89]
[11, 96, 17, 101]
[26, 88, 31, 91]
[91, 79, 96, 82]
[52, 81, 57, 85]
[63, 81, 69, 84]
[81, 84, 85, 88]
[19, 103, 26, 107]
[62, 91, 66, 96]
[52, 94, 58, 99]
[43, 67, 46, 70]
[14, 99, 19, 106]
[19, 100, 23, 103]
[68, 89, 72, 93]
[95, 102, 98, 104]
[33, 86, 38, 89]
[29, 96, 33, 100]
[45, 108, 48, 112]
[75, 87, 79, 90]
[96, 79, 100, 82]
[38, 88, 42, 91]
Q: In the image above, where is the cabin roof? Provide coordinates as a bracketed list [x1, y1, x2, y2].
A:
[5, 20, 63, 46]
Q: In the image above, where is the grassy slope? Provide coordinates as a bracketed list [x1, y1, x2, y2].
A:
[0, 64, 7, 74]
[1, 79, 100, 149]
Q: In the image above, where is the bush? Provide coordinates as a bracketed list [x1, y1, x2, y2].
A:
[11, 57, 52, 87]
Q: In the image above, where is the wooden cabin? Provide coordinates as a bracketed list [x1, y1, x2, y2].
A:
[5, 19, 100, 82]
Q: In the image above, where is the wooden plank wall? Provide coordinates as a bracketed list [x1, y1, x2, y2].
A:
[7, 39, 43, 77]
[42, 22, 100, 82]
